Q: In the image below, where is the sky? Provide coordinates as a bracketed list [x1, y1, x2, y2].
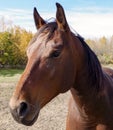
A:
[0, 0, 113, 38]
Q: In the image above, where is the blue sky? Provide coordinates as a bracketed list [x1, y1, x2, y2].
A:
[0, 0, 113, 37]
[1, 0, 113, 11]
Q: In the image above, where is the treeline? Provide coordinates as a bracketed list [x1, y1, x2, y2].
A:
[86, 36, 113, 65]
[0, 26, 113, 68]
[0, 26, 33, 68]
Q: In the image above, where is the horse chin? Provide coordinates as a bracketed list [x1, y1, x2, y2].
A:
[21, 111, 40, 126]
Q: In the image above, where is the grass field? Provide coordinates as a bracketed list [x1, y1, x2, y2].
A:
[0, 68, 69, 130]
[0, 69, 23, 83]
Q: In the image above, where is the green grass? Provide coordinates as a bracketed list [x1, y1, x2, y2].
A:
[0, 69, 23, 83]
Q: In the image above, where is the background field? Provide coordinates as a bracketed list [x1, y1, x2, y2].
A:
[0, 69, 70, 130]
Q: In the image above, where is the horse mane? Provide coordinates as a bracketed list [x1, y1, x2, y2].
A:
[76, 34, 104, 91]
[28, 21, 57, 47]
[39, 21, 57, 34]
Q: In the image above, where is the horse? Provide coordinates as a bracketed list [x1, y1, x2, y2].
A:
[9, 3, 113, 130]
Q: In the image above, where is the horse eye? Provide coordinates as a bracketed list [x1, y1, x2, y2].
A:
[50, 50, 61, 58]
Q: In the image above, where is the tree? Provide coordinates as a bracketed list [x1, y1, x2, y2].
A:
[0, 26, 33, 67]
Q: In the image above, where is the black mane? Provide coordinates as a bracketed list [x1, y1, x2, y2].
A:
[76, 35, 104, 91]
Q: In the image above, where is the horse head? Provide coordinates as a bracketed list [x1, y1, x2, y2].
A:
[9, 3, 76, 126]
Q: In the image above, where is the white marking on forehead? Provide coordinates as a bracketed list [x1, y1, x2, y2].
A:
[27, 38, 40, 57]
[27, 33, 48, 58]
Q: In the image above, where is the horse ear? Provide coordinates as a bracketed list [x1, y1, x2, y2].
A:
[56, 3, 69, 31]
[33, 7, 46, 29]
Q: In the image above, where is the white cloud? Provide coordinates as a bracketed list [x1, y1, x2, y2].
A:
[71, 6, 113, 14]
[67, 12, 113, 38]
[0, 7, 113, 38]
[0, 8, 55, 32]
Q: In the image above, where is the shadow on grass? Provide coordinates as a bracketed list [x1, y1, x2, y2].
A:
[0, 69, 23, 77]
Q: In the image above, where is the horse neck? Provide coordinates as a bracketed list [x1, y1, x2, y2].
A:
[71, 34, 104, 107]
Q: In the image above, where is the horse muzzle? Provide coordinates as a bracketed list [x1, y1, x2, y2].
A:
[9, 99, 40, 126]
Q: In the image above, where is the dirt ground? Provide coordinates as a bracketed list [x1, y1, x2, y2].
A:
[0, 82, 70, 130]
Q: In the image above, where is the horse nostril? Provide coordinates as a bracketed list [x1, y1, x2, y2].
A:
[17, 102, 29, 118]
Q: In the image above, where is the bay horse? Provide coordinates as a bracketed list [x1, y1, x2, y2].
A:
[9, 3, 113, 130]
